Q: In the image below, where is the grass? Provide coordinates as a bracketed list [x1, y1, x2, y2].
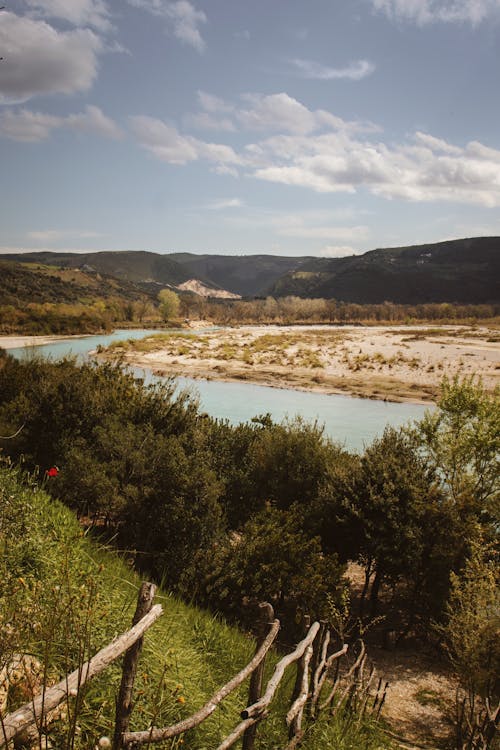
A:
[0, 464, 393, 749]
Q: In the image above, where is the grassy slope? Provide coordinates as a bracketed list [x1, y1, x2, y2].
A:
[0, 261, 155, 306]
[0, 465, 391, 749]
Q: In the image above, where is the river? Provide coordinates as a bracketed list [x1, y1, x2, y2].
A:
[6, 329, 430, 451]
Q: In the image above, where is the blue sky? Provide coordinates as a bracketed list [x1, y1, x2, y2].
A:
[1, 0, 500, 257]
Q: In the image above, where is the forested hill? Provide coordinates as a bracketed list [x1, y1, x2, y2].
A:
[1, 236, 499, 303]
[268, 237, 500, 303]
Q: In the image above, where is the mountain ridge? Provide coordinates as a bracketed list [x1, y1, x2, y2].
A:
[1, 236, 498, 304]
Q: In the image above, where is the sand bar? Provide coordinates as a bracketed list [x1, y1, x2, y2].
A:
[0, 335, 78, 350]
[103, 324, 500, 403]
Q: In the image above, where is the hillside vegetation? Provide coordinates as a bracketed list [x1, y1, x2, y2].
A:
[0, 352, 498, 747]
[0, 465, 391, 749]
[2, 236, 499, 303]
[0, 261, 158, 334]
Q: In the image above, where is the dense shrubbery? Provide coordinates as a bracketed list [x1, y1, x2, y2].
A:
[0, 352, 498, 649]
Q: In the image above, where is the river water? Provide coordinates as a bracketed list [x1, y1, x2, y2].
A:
[6, 329, 430, 451]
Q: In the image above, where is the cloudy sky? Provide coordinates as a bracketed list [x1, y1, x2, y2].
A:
[1, 0, 500, 257]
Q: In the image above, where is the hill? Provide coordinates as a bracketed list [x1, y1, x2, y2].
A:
[0, 261, 161, 334]
[169, 252, 310, 296]
[1, 236, 498, 303]
[268, 237, 500, 303]
[0, 260, 156, 306]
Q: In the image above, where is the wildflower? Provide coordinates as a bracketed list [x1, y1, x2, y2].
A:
[177, 696, 186, 704]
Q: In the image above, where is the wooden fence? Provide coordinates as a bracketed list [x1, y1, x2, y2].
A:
[0, 583, 389, 750]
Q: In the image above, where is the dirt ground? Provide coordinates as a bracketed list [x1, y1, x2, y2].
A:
[107, 324, 500, 403]
[346, 563, 457, 749]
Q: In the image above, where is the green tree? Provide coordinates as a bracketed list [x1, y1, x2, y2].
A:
[442, 537, 499, 748]
[192, 507, 346, 637]
[416, 377, 499, 513]
[344, 427, 441, 619]
[158, 289, 180, 321]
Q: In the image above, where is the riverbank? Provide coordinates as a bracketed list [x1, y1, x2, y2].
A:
[99, 324, 500, 403]
[0, 334, 78, 349]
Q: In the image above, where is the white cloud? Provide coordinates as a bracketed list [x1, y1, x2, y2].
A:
[131, 93, 500, 208]
[197, 90, 234, 114]
[247, 124, 500, 206]
[0, 12, 102, 103]
[23, 0, 112, 31]
[290, 58, 376, 80]
[372, 0, 500, 24]
[167, 0, 206, 52]
[129, 115, 198, 164]
[186, 112, 236, 132]
[187, 91, 378, 137]
[276, 223, 369, 240]
[0, 109, 62, 141]
[320, 245, 363, 257]
[213, 164, 240, 178]
[237, 93, 318, 135]
[185, 91, 236, 131]
[129, 115, 241, 167]
[414, 131, 462, 154]
[27, 229, 105, 241]
[126, 0, 207, 51]
[0, 106, 122, 141]
[207, 198, 244, 210]
[65, 105, 123, 139]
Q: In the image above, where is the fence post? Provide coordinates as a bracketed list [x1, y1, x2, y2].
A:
[287, 615, 311, 743]
[112, 582, 157, 750]
[241, 602, 275, 750]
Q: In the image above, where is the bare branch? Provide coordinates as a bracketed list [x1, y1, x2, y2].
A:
[241, 622, 320, 721]
[0, 604, 163, 747]
[122, 619, 280, 746]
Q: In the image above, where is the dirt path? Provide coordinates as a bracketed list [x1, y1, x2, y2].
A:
[371, 646, 455, 748]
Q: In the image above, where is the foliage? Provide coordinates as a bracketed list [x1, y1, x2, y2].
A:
[158, 288, 181, 321]
[0, 465, 390, 749]
[415, 376, 500, 524]
[0, 261, 161, 334]
[191, 507, 346, 636]
[442, 537, 499, 700]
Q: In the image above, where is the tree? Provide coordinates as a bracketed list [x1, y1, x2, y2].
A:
[191, 507, 346, 637]
[158, 289, 180, 321]
[343, 427, 441, 619]
[442, 537, 499, 749]
[415, 377, 500, 528]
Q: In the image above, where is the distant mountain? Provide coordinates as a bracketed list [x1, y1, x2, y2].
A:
[268, 237, 500, 304]
[1, 237, 498, 304]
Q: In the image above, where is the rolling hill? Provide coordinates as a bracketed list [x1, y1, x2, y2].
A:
[1, 236, 499, 304]
[268, 237, 500, 303]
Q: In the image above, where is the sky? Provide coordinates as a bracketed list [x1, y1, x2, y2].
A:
[1, 0, 500, 258]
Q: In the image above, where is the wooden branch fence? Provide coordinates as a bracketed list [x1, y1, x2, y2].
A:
[0, 583, 390, 750]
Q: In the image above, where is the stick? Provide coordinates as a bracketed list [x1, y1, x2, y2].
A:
[310, 643, 347, 717]
[0, 605, 163, 747]
[242, 603, 274, 750]
[286, 644, 313, 733]
[112, 583, 156, 750]
[241, 622, 320, 721]
[122, 619, 280, 746]
[215, 712, 269, 750]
